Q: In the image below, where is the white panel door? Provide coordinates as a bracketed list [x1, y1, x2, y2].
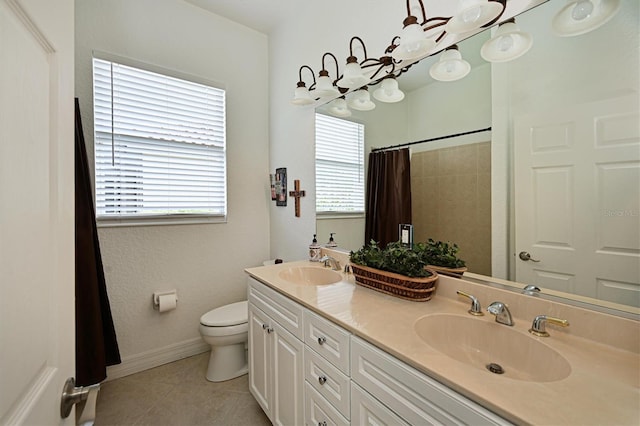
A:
[514, 95, 640, 306]
[0, 0, 75, 424]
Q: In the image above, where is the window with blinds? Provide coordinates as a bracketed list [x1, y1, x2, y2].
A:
[315, 113, 365, 214]
[92, 57, 226, 222]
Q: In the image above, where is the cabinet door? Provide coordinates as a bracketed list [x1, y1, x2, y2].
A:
[272, 322, 305, 426]
[248, 304, 272, 418]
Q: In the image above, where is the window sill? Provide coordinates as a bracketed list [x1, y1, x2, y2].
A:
[316, 213, 365, 220]
[97, 215, 227, 228]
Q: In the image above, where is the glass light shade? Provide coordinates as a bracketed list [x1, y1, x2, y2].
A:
[373, 78, 405, 103]
[445, 0, 505, 34]
[552, 0, 620, 37]
[337, 61, 369, 89]
[429, 49, 471, 81]
[291, 85, 314, 106]
[480, 21, 533, 63]
[391, 23, 436, 61]
[314, 75, 339, 97]
[328, 98, 352, 117]
[348, 89, 376, 111]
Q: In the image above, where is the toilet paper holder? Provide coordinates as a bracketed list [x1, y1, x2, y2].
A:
[152, 290, 178, 310]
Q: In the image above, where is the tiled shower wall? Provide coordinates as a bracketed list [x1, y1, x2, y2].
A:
[411, 142, 491, 275]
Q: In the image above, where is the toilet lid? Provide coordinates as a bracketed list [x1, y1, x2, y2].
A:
[200, 301, 248, 326]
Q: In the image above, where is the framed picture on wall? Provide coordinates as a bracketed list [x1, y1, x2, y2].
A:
[275, 167, 287, 206]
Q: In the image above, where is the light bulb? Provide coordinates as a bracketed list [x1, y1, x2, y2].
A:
[498, 34, 514, 52]
[462, 6, 482, 24]
[571, 0, 594, 20]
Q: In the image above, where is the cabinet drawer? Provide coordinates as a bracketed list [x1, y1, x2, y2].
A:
[248, 277, 304, 340]
[351, 337, 511, 426]
[304, 347, 350, 419]
[351, 382, 409, 426]
[304, 310, 350, 374]
[304, 382, 349, 426]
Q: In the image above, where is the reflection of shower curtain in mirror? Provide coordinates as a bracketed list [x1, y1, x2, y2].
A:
[365, 148, 412, 248]
[75, 98, 121, 386]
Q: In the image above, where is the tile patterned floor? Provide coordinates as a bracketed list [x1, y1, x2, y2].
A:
[95, 352, 271, 426]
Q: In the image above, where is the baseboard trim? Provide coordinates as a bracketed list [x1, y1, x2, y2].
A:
[105, 337, 209, 381]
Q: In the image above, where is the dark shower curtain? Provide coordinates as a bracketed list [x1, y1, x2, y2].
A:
[364, 148, 412, 248]
[75, 98, 121, 386]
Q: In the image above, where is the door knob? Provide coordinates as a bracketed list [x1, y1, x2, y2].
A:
[60, 377, 89, 418]
[519, 251, 540, 262]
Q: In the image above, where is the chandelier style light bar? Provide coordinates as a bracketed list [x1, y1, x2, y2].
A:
[292, 0, 621, 113]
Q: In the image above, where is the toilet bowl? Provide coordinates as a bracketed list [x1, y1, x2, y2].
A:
[199, 300, 248, 382]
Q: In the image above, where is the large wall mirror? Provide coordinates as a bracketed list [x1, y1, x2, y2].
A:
[316, 0, 639, 313]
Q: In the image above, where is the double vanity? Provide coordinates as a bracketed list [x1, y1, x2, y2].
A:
[245, 252, 639, 425]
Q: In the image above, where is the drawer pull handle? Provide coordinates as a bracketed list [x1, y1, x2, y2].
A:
[262, 324, 268, 329]
[266, 326, 273, 334]
[317, 336, 326, 345]
[318, 422, 327, 426]
[318, 375, 327, 385]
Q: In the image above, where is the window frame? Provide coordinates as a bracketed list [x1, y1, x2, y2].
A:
[91, 52, 228, 227]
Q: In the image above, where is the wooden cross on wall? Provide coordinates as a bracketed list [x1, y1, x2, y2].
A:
[288, 179, 306, 217]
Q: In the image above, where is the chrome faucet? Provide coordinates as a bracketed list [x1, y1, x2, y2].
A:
[456, 291, 483, 316]
[319, 255, 341, 271]
[487, 301, 514, 326]
[522, 285, 541, 296]
[529, 315, 569, 337]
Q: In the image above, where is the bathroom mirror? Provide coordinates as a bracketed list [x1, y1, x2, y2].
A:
[316, 0, 640, 314]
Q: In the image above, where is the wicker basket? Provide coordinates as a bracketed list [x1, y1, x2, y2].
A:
[350, 264, 439, 302]
[427, 265, 467, 278]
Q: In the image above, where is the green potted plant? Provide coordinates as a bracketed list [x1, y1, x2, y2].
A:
[349, 240, 438, 301]
[415, 239, 467, 278]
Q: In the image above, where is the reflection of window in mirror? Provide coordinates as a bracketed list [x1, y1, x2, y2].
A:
[315, 113, 365, 215]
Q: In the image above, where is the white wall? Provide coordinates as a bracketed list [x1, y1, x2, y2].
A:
[268, 1, 413, 261]
[75, 0, 270, 377]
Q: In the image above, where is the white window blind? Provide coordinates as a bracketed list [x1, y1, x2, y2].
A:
[92, 57, 226, 221]
[315, 113, 365, 214]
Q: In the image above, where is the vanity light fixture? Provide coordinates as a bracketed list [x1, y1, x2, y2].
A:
[480, 18, 533, 62]
[373, 75, 405, 103]
[313, 53, 341, 98]
[552, 0, 620, 37]
[445, 0, 505, 34]
[391, 0, 437, 61]
[429, 45, 471, 82]
[291, 65, 316, 106]
[348, 87, 376, 111]
[328, 96, 352, 117]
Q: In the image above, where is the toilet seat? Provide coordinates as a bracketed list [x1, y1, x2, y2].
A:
[200, 300, 248, 327]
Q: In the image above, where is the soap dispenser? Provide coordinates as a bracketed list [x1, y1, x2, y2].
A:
[326, 233, 337, 248]
[309, 234, 321, 262]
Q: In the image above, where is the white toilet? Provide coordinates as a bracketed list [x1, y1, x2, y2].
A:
[199, 300, 249, 382]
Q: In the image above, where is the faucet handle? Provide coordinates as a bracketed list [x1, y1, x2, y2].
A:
[529, 315, 569, 337]
[456, 291, 484, 316]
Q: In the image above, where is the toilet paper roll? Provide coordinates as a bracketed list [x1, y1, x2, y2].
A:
[158, 293, 177, 312]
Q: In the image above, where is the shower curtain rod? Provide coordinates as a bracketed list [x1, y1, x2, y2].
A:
[371, 127, 492, 152]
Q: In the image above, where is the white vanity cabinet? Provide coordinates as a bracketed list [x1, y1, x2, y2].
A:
[247, 276, 510, 426]
[248, 278, 304, 426]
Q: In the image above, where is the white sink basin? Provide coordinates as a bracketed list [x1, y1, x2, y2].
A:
[414, 313, 571, 382]
[278, 266, 342, 286]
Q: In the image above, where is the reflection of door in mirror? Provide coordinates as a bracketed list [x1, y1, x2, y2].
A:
[514, 94, 640, 307]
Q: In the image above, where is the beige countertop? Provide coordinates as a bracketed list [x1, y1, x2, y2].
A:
[245, 260, 640, 426]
